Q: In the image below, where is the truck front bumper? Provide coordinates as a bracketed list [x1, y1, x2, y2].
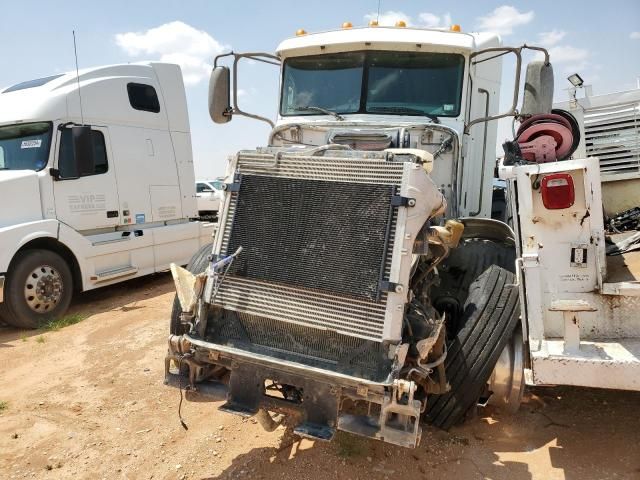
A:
[164, 334, 423, 448]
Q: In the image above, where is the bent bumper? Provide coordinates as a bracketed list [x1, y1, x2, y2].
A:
[165, 334, 423, 448]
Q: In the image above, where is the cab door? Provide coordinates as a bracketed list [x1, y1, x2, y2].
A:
[52, 125, 120, 231]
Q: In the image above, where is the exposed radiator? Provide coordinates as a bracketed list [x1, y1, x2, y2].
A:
[226, 175, 393, 300]
[207, 148, 443, 376]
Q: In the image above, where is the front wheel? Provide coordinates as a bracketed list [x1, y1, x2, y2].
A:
[0, 249, 73, 329]
[426, 265, 520, 429]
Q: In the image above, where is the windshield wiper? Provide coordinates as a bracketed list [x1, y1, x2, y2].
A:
[298, 105, 345, 121]
[368, 106, 440, 124]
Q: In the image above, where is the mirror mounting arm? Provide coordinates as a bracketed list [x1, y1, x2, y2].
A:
[464, 47, 522, 135]
[522, 44, 550, 65]
[213, 51, 281, 128]
[463, 44, 551, 135]
[232, 52, 280, 128]
[57, 121, 88, 131]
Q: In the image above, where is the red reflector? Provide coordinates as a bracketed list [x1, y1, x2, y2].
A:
[541, 173, 575, 209]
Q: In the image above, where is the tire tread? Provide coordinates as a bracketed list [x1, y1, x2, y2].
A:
[427, 265, 520, 429]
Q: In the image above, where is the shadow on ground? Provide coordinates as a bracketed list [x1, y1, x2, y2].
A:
[204, 386, 640, 480]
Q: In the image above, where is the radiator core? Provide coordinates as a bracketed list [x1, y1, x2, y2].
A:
[226, 175, 393, 300]
[208, 151, 411, 376]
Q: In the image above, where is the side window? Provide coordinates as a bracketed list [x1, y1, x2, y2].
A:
[0, 146, 4, 168]
[197, 182, 212, 193]
[58, 129, 108, 179]
[127, 83, 160, 113]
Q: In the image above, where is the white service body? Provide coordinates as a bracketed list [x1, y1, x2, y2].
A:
[501, 157, 640, 391]
[554, 87, 640, 217]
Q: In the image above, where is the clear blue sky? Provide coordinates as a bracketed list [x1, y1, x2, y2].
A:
[1, 1, 639, 178]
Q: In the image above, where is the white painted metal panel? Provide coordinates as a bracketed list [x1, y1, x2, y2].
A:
[502, 157, 640, 391]
[52, 126, 120, 231]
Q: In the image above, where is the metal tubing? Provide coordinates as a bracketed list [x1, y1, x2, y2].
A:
[464, 45, 550, 134]
[465, 47, 522, 134]
[215, 51, 281, 128]
[232, 53, 280, 127]
[469, 88, 491, 216]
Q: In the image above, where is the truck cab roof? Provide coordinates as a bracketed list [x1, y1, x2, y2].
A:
[0, 62, 190, 133]
[276, 26, 500, 59]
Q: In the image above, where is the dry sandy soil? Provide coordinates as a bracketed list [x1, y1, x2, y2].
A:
[1, 273, 639, 480]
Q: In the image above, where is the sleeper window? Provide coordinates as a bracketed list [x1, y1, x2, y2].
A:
[127, 83, 161, 113]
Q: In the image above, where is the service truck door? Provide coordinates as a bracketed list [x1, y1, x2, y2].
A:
[52, 126, 120, 231]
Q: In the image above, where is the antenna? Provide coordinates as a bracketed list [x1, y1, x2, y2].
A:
[376, 0, 381, 22]
[72, 30, 85, 125]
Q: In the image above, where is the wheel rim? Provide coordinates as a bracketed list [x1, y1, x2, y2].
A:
[23, 264, 63, 313]
[487, 327, 525, 413]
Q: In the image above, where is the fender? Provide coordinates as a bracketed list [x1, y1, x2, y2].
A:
[459, 217, 516, 246]
[0, 219, 60, 273]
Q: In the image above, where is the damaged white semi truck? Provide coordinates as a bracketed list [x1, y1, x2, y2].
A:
[165, 22, 640, 448]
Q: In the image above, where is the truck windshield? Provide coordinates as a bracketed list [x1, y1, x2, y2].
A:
[281, 51, 465, 118]
[0, 122, 52, 171]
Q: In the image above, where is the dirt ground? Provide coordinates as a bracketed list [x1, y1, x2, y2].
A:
[1, 273, 639, 480]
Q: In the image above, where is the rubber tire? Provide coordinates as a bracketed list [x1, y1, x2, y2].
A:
[0, 249, 73, 329]
[426, 265, 520, 430]
[169, 243, 213, 335]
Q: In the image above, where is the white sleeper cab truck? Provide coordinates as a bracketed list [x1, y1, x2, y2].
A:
[164, 21, 639, 449]
[0, 62, 213, 329]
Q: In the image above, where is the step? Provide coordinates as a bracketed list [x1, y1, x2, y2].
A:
[90, 266, 138, 283]
[530, 338, 640, 391]
[601, 281, 640, 296]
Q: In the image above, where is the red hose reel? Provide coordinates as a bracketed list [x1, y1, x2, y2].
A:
[516, 110, 580, 163]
